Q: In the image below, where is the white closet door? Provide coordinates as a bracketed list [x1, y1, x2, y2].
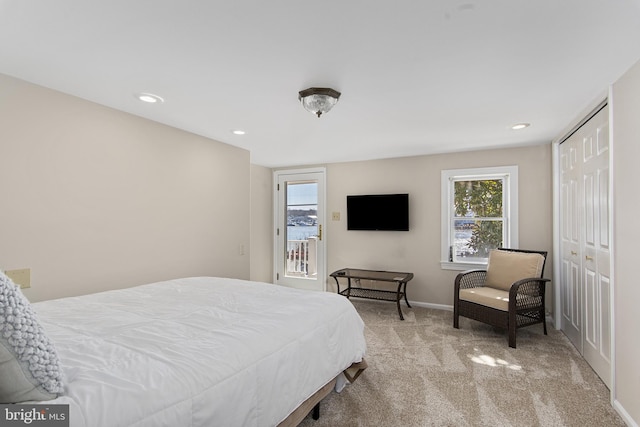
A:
[559, 105, 611, 388]
[581, 108, 611, 387]
[560, 136, 582, 349]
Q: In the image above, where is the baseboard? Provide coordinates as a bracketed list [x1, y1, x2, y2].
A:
[352, 298, 453, 312]
[359, 298, 553, 318]
[408, 300, 453, 311]
[613, 399, 638, 427]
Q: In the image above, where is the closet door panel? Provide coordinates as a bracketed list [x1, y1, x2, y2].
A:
[559, 104, 611, 388]
[559, 140, 582, 348]
[580, 106, 611, 387]
[584, 268, 598, 349]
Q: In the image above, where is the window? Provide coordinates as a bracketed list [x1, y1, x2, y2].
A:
[441, 166, 518, 270]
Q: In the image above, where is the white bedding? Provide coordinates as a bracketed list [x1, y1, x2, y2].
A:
[33, 277, 367, 427]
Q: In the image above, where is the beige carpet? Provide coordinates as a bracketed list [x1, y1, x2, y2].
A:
[299, 299, 624, 427]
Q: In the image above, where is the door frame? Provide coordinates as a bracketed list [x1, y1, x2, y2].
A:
[272, 167, 327, 291]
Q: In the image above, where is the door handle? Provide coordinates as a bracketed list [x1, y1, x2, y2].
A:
[318, 224, 322, 241]
[585, 255, 594, 261]
[571, 251, 577, 256]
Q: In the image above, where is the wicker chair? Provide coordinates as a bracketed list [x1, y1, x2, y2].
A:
[453, 248, 550, 348]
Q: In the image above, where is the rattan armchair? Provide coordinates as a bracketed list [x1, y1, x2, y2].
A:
[453, 248, 550, 348]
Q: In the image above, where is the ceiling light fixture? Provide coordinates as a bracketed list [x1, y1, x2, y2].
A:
[298, 87, 341, 118]
[511, 123, 530, 130]
[136, 93, 164, 104]
[232, 130, 246, 135]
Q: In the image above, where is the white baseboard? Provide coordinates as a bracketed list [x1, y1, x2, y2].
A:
[358, 299, 557, 324]
[613, 399, 638, 427]
[351, 298, 453, 312]
[407, 300, 453, 311]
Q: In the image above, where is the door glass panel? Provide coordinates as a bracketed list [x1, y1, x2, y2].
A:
[285, 181, 318, 279]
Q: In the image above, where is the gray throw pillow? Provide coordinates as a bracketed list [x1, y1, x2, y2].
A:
[0, 271, 64, 403]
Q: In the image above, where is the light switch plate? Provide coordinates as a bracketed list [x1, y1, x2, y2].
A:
[5, 268, 31, 289]
[332, 212, 340, 221]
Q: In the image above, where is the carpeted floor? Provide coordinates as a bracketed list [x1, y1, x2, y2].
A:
[299, 299, 624, 427]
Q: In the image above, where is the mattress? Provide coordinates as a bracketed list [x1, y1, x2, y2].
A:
[33, 277, 367, 427]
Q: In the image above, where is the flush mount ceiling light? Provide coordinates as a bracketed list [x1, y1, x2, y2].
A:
[298, 87, 341, 118]
[511, 123, 530, 130]
[231, 129, 246, 135]
[135, 93, 164, 104]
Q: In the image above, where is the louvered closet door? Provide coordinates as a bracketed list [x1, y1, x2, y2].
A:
[559, 105, 611, 388]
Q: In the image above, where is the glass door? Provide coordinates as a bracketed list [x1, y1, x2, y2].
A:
[274, 168, 325, 291]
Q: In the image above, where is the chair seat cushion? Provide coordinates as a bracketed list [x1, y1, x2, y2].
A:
[485, 250, 545, 291]
[459, 287, 509, 311]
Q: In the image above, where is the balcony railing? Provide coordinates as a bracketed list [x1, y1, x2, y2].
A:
[286, 237, 317, 277]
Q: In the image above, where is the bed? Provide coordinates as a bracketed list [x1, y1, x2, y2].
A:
[1, 276, 367, 426]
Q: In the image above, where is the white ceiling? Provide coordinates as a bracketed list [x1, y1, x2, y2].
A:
[1, 1, 639, 167]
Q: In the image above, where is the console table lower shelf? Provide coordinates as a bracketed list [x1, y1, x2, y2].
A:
[330, 268, 414, 320]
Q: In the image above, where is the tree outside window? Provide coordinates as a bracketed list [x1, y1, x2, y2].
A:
[453, 179, 504, 262]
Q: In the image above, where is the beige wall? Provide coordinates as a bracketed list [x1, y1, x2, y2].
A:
[612, 59, 640, 425]
[0, 74, 251, 302]
[325, 144, 553, 311]
[250, 164, 273, 282]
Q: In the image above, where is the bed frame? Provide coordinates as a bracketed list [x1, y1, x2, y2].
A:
[279, 360, 367, 426]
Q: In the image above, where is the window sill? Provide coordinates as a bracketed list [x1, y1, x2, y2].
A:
[440, 261, 487, 271]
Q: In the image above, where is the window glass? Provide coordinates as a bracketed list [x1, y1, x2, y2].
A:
[452, 179, 504, 262]
[441, 166, 518, 270]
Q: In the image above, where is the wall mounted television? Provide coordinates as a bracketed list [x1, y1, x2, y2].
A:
[346, 193, 409, 231]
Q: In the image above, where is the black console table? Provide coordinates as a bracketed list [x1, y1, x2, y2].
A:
[330, 268, 414, 320]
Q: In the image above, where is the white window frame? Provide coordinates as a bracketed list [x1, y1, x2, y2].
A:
[440, 165, 519, 270]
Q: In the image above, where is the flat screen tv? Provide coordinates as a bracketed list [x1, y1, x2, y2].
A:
[346, 193, 409, 231]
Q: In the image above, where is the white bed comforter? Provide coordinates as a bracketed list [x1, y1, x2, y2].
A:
[33, 277, 367, 427]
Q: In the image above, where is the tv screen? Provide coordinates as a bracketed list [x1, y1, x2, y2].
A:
[347, 194, 409, 231]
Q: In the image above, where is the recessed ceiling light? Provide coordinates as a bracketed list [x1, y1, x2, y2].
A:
[135, 93, 164, 104]
[511, 123, 530, 130]
[232, 130, 246, 135]
[458, 3, 475, 12]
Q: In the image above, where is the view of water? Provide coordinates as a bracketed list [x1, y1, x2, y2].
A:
[454, 228, 495, 262]
[454, 229, 473, 253]
[287, 225, 317, 241]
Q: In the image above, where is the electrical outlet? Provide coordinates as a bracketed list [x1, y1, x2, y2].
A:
[5, 268, 31, 289]
[332, 212, 340, 221]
